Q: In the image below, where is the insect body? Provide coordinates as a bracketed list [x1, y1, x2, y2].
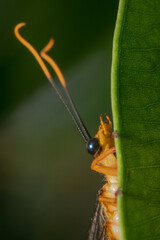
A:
[89, 115, 119, 240]
[14, 23, 119, 240]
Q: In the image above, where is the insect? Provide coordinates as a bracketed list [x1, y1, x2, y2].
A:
[14, 23, 120, 240]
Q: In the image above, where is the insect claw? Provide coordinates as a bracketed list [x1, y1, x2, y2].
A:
[112, 130, 118, 138]
[115, 188, 123, 198]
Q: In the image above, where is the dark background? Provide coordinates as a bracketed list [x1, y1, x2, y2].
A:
[0, 1, 119, 239]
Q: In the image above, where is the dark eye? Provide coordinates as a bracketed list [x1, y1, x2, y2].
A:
[87, 138, 100, 155]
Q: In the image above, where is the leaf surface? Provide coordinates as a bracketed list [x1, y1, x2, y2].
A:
[111, 0, 160, 239]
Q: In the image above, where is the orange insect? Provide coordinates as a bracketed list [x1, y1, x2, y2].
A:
[14, 23, 120, 240]
[88, 116, 119, 240]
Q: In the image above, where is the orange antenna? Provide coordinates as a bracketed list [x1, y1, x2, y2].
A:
[40, 39, 91, 140]
[14, 23, 91, 143]
[14, 23, 51, 81]
[41, 38, 66, 88]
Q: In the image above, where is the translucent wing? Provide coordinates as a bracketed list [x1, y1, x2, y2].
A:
[88, 202, 108, 240]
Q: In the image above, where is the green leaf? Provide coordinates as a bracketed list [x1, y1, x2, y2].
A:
[111, 0, 160, 239]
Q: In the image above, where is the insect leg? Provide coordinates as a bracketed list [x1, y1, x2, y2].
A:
[112, 131, 118, 138]
[91, 148, 117, 176]
[115, 188, 123, 198]
[98, 196, 116, 204]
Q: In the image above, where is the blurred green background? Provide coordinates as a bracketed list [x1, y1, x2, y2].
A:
[0, 1, 118, 239]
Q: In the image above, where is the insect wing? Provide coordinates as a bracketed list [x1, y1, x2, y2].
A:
[89, 202, 108, 240]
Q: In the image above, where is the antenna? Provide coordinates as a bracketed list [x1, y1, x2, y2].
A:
[40, 39, 91, 140]
[14, 23, 91, 143]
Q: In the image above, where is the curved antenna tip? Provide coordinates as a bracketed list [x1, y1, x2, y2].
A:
[50, 38, 55, 45]
[40, 38, 55, 55]
[15, 22, 26, 29]
[14, 22, 51, 80]
[14, 23, 26, 35]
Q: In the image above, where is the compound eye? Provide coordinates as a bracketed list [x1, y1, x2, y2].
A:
[87, 138, 100, 155]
